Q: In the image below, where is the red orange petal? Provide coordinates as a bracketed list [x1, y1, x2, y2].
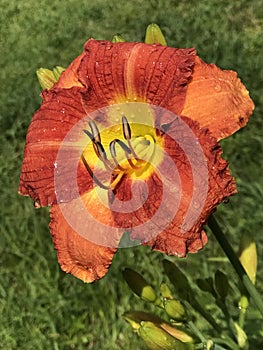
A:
[55, 52, 85, 89]
[111, 115, 236, 256]
[49, 188, 120, 282]
[79, 40, 196, 113]
[18, 87, 89, 206]
[182, 56, 255, 140]
[148, 115, 237, 255]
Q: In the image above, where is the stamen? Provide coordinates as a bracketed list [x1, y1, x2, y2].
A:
[81, 154, 124, 190]
[94, 141, 115, 171]
[122, 116, 143, 163]
[81, 154, 111, 190]
[109, 140, 126, 171]
[122, 116, 131, 140]
[114, 139, 132, 154]
[83, 129, 100, 158]
[83, 129, 94, 141]
[89, 120, 101, 143]
[113, 139, 141, 168]
[82, 117, 152, 189]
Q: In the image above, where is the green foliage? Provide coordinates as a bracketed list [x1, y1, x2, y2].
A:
[1, 0, 262, 349]
[123, 259, 258, 349]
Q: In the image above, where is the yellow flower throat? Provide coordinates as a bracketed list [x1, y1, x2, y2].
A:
[81, 116, 162, 190]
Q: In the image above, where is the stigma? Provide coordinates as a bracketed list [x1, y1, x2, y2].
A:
[82, 116, 155, 190]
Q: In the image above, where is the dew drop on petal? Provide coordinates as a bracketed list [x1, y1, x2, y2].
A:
[214, 84, 222, 92]
[34, 200, 41, 209]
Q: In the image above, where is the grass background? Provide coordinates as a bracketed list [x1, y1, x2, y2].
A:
[0, 0, 262, 349]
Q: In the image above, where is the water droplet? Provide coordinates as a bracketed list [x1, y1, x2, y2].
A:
[214, 84, 222, 92]
[193, 201, 200, 209]
[34, 200, 41, 209]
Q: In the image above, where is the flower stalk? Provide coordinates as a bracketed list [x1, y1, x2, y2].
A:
[207, 214, 263, 318]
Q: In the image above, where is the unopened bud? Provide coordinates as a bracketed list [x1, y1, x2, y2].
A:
[36, 68, 57, 90]
[238, 295, 249, 311]
[239, 233, 257, 284]
[123, 268, 157, 302]
[163, 260, 192, 301]
[112, 33, 126, 43]
[145, 23, 167, 45]
[123, 311, 195, 344]
[234, 322, 248, 349]
[36, 66, 65, 90]
[214, 270, 229, 300]
[164, 299, 187, 321]
[160, 323, 195, 344]
[160, 283, 173, 299]
[123, 311, 161, 331]
[52, 66, 65, 80]
[139, 322, 194, 350]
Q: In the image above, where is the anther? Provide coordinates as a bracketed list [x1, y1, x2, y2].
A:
[122, 116, 143, 161]
[83, 129, 94, 141]
[89, 120, 101, 143]
[95, 141, 107, 161]
[122, 116, 131, 140]
[83, 129, 100, 158]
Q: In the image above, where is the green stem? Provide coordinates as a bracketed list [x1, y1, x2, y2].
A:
[212, 337, 240, 350]
[187, 320, 207, 343]
[238, 306, 246, 329]
[208, 215, 263, 318]
[190, 298, 222, 333]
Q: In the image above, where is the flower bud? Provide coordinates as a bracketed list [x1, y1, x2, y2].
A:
[52, 66, 65, 80]
[123, 311, 195, 344]
[123, 268, 157, 302]
[197, 277, 217, 297]
[234, 322, 248, 349]
[36, 68, 57, 90]
[163, 260, 192, 301]
[238, 295, 249, 311]
[160, 283, 173, 299]
[145, 23, 167, 45]
[164, 299, 187, 321]
[214, 270, 229, 300]
[238, 233, 257, 284]
[123, 311, 161, 331]
[139, 322, 194, 350]
[112, 33, 126, 43]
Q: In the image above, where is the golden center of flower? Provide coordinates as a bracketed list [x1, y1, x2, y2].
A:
[81, 116, 159, 190]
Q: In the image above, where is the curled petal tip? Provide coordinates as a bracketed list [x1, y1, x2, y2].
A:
[145, 23, 167, 46]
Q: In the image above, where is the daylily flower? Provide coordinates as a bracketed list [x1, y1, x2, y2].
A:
[19, 25, 254, 283]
